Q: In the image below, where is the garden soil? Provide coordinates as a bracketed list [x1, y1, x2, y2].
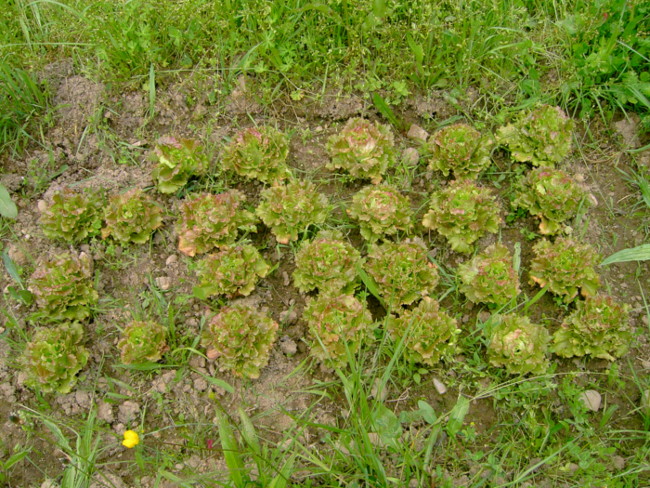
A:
[0, 63, 648, 487]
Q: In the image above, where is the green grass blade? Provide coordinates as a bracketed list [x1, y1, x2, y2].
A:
[3, 449, 30, 470]
[215, 410, 247, 487]
[0, 183, 18, 219]
[445, 395, 470, 437]
[2, 250, 24, 288]
[371, 92, 404, 131]
[237, 408, 264, 476]
[148, 63, 156, 118]
[601, 244, 650, 266]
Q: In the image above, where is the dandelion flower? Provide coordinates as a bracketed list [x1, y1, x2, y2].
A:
[122, 430, 140, 448]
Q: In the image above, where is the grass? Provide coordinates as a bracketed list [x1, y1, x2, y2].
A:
[0, 61, 49, 153]
[1, 1, 648, 154]
[1, 1, 649, 487]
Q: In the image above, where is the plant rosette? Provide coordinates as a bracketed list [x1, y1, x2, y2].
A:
[256, 179, 330, 244]
[102, 188, 163, 244]
[303, 292, 375, 368]
[220, 126, 291, 184]
[551, 294, 632, 361]
[512, 167, 590, 235]
[326, 117, 396, 184]
[426, 123, 494, 179]
[151, 136, 209, 194]
[422, 180, 502, 254]
[292, 230, 363, 295]
[22, 321, 89, 394]
[365, 238, 439, 310]
[487, 314, 550, 375]
[496, 104, 574, 167]
[458, 243, 520, 306]
[193, 243, 271, 299]
[529, 237, 600, 302]
[39, 187, 103, 243]
[347, 184, 413, 243]
[28, 252, 98, 323]
[201, 304, 279, 379]
[118, 320, 168, 364]
[176, 191, 258, 256]
[386, 297, 460, 366]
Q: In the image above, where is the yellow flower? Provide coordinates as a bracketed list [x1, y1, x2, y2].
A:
[122, 430, 140, 448]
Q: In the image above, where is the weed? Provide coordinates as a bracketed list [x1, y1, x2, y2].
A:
[0, 62, 49, 153]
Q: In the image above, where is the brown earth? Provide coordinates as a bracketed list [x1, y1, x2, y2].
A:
[0, 62, 648, 487]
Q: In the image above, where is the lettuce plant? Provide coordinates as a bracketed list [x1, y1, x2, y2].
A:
[458, 244, 520, 306]
[529, 237, 600, 302]
[303, 293, 374, 368]
[118, 320, 168, 364]
[552, 295, 631, 361]
[422, 180, 502, 254]
[176, 191, 258, 256]
[193, 243, 271, 299]
[512, 168, 589, 234]
[426, 123, 494, 179]
[347, 184, 413, 243]
[386, 297, 460, 366]
[293, 230, 362, 294]
[256, 179, 330, 244]
[365, 238, 439, 309]
[497, 104, 574, 166]
[151, 136, 209, 194]
[221, 126, 291, 183]
[29, 252, 98, 323]
[102, 189, 163, 244]
[201, 304, 279, 379]
[22, 321, 89, 393]
[39, 188, 103, 243]
[487, 314, 550, 375]
[326, 117, 396, 184]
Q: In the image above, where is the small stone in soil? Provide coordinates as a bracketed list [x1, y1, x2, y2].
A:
[155, 276, 172, 290]
[279, 309, 298, 325]
[580, 390, 602, 411]
[433, 378, 447, 395]
[402, 147, 420, 167]
[279, 336, 298, 356]
[407, 124, 429, 143]
[193, 376, 208, 392]
[118, 400, 141, 424]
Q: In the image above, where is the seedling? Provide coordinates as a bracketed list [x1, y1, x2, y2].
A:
[365, 238, 439, 309]
[552, 294, 631, 361]
[529, 237, 600, 302]
[422, 180, 502, 254]
[176, 191, 258, 256]
[497, 104, 574, 166]
[22, 322, 89, 394]
[386, 297, 460, 366]
[347, 184, 413, 243]
[486, 314, 550, 375]
[193, 243, 271, 299]
[151, 136, 209, 194]
[292, 229, 363, 294]
[256, 179, 330, 244]
[303, 292, 374, 368]
[221, 126, 291, 183]
[202, 305, 278, 379]
[326, 117, 396, 184]
[102, 189, 163, 244]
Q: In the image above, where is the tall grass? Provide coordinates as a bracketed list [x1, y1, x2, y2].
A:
[0, 0, 646, 121]
[0, 62, 48, 152]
